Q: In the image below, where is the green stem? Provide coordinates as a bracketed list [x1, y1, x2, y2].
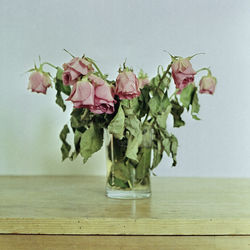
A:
[41, 62, 57, 70]
[143, 62, 173, 128]
[156, 62, 173, 92]
[63, 49, 75, 58]
[187, 52, 205, 60]
[81, 109, 88, 121]
[169, 89, 179, 100]
[142, 113, 150, 127]
[86, 57, 104, 78]
[196, 67, 211, 75]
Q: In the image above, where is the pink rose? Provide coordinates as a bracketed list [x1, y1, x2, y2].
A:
[66, 80, 94, 109]
[28, 71, 51, 94]
[138, 77, 150, 89]
[115, 71, 140, 99]
[62, 57, 94, 86]
[199, 75, 217, 94]
[89, 75, 115, 114]
[172, 58, 196, 93]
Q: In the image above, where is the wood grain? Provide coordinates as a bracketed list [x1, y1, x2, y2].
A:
[1, 235, 250, 250]
[1, 176, 250, 235]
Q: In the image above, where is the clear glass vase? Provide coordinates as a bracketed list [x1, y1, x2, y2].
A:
[105, 128, 152, 199]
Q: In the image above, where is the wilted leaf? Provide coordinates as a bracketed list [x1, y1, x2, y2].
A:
[171, 100, 185, 127]
[125, 132, 142, 162]
[59, 124, 71, 161]
[180, 84, 195, 109]
[191, 90, 200, 120]
[80, 124, 103, 163]
[108, 104, 125, 140]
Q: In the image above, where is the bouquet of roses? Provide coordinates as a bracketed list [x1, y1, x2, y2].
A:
[27, 51, 216, 192]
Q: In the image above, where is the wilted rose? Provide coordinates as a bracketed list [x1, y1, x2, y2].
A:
[66, 79, 94, 109]
[62, 57, 94, 86]
[199, 75, 217, 94]
[28, 71, 51, 94]
[172, 58, 196, 93]
[89, 74, 115, 114]
[115, 71, 140, 99]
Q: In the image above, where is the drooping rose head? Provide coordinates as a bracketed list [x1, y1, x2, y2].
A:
[28, 71, 51, 94]
[115, 71, 140, 100]
[62, 57, 94, 86]
[199, 75, 217, 94]
[66, 79, 94, 109]
[89, 74, 115, 114]
[171, 58, 196, 93]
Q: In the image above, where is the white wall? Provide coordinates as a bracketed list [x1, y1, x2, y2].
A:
[0, 0, 250, 177]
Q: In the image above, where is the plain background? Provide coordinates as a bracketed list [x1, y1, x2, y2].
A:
[0, 0, 249, 177]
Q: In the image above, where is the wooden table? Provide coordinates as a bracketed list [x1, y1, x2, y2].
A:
[0, 176, 250, 249]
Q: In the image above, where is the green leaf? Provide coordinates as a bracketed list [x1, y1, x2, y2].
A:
[125, 115, 141, 137]
[59, 125, 71, 161]
[180, 84, 195, 109]
[70, 109, 93, 130]
[148, 93, 161, 116]
[170, 100, 185, 127]
[192, 114, 200, 120]
[125, 132, 142, 162]
[56, 67, 63, 81]
[55, 88, 66, 112]
[108, 176, 129, 189]
[151, 139, 163, 169]
[162, 137, 171, 156]
[112, 162, 132, 182]
[70, 129, 83, 161]
[170, 135, 178, 166]
[56, 67, 71, 95]
[191, 90, 200, 120]
[136, 147, 151, 180]
[156, 103, 172, 130]
[138, 86, 150, 118]
[162, 95, 171, 111]
[54, 68, 71, 112]
[150, 75, 160, 88]
[108, 104, 125, 140]
[121, 98, 140, 116]
[80, 123, 103, 163]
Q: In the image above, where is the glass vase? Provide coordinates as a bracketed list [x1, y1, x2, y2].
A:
[105, 128, 152, 199]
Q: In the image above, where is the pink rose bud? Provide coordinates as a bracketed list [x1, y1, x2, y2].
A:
[115, 71, 140, 100]
[138, 77, 150, 89]
[89, 74, 116, 114]
[199, 75, 217, 94]
[28, 71, 51, 94]
[172, 58, 196, 93]
[66, 79, 95, 109]
[62, 57, 94, 86]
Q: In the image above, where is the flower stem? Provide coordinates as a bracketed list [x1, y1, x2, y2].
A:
[196, 67, 211, 75]
[156, 62, 172, 92]
[81, 109, 88, 121]
[86, 57, 105, 78]
[63, 49, 75, 58]
[142, 113, 150, 127]
[169, 89, 179, 100]
[41, 62, 57, 70]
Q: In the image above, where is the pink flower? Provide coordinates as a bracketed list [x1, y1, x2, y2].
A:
[62, 57, 94, 86]
[199, 75, 217, 94]
[89, 75, 115, 114]
[172, 58, 196, 93]
[28, 71, 51, 94]
[115, 71, 140, 99]
[66, 80, 94, 109]
[138, 77, 150, 89]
